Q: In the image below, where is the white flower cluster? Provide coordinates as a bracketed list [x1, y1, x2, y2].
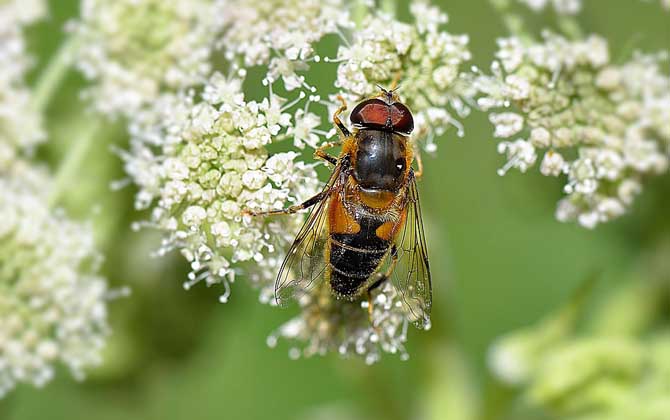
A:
[0, 165, 110, 397]
[268, 282, 411, 364]
[71, 0, 225, 117]
[476, 33, 670, 228]
[0, 0, 47, 166]
[520, 0, 670, 13]
[220, 0, 349, 91]
[112, 0, 461, 363]
[333, 2, 473, 151]
[122, 73, 320, 301]
[517, 0, 581, 14]
[0, 1, 113, 397]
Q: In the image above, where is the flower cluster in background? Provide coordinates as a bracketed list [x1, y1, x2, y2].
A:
[0, 166, 110, 397]
[477, 32, 670, 228]
[489, 271, 670, 419]
[517, 0, 582, 14]
[0, 0, 112, 397]
[71, 0, 225, 117]
[0, 0, 47, 166]
[517, 0, 670, 14]
[333, 2, 474, 151]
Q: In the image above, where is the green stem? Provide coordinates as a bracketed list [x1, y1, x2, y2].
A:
[47, 118, 102, 208]
[30, 35, 80, 113]
[488, 0, 534, 43]
[557, 15, 585, 40]
[352, 0, 369, 28]
[380, 0, 397, 17]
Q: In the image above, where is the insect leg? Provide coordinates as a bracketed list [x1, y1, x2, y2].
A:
[390, 71, 402, 90]
[367, 245, 399, 322]
[243, 189, 329, 217]
[333, 95, 351, 138]
[314, 141, 341, 166]
[414, 149, 424, 178]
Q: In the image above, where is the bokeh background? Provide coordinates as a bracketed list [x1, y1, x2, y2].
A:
[4, 0, 669, 419]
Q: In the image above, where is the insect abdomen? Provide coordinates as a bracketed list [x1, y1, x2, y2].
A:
[328, 217, 389, 299]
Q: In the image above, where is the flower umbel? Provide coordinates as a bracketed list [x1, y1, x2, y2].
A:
[122, 73, 320, 302]
[0, 0, 47, 166]
[0, 167, 110, 397]
[72, 0, 224, 117]
[220, 0, 349, 91]
[477, 33, 670, 228]
[333, 2, 473, 151]
[268, 282, 411, 364]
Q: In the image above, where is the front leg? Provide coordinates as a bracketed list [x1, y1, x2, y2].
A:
[314, 141, 341, 166]
[243, 189, 329, 217]
[413, 149, 424, 179]
[333, 95, 351, 138]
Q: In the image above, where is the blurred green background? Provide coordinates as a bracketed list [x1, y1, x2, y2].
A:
[4, 0, 669, 419]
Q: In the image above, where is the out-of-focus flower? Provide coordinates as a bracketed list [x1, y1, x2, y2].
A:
[220, 0, 349, 91]
[490, 271, 670, 419]
[476, 32, 670, 228]
[521, 335, 670, 419]
[0, 0, 47, 167]
[0, 165, 110, 398]
[267, 282, 411, 364]
[517, 0, 582, 14]
[333, 2, 473, 151]
[121, 73, 320, 302]
[71, 0, 225, 117]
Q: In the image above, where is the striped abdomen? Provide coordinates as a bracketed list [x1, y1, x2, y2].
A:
[328, 214, 390, 299]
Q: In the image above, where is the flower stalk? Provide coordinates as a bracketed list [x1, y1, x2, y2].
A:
[29, 35, 80, 113]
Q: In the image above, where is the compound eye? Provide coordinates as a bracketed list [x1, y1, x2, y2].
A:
[390, 102, 414, 134]
[350, 98, 390, 129]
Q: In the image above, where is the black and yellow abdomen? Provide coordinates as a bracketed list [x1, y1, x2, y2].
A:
[328, 216, 390, 298]
[326, 188, 406, 299]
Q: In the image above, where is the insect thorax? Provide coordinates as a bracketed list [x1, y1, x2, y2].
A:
[352, 129, 408, 191]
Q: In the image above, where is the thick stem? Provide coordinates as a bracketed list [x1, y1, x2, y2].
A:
[47, 118, 102, 208]
[557, 15, 585, 40]
[30, 35, 80, 113]
[488, 0, 534, 43]
[380, 0, 397, 16]
[352, 0, 369, 28]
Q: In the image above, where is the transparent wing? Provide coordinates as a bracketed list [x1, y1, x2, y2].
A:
[390, 174, 432, 329]
[274, 163, 344, 305]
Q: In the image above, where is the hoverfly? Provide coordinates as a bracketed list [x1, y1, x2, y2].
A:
[246, 87, 431, 328]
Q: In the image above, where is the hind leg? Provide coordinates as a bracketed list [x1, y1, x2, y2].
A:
[366, 245, 398, 322]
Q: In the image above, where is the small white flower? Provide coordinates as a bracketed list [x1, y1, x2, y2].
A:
[490, 112, 524, 138]
[540, 151, 566, 176]
[497, 140, 537, 174]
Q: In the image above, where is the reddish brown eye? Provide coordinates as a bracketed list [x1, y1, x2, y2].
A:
[390, 102, 414, 134]
[350, 99, 391, 130]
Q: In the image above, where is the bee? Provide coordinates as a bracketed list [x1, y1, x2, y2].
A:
[246, 87, 431, 328]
